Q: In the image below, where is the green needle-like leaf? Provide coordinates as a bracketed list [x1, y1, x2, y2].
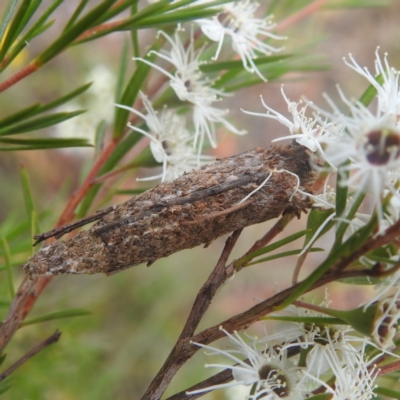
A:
[245, 248, 323, 266]
[39, 82, 92, 113]
[200, 55, 292, 73]
[303, 208, 335, 252]
[115, 39, 129, 102]
[0, 0, 31, 60]
[374, 387, 400, 399]
[0, 104, 41, 129]
[0, 82, 91, 133]
[63, 0, 90, 32]
[0, 0, 19, 46]
[20, 308, 91, 327]
[0, 377, 12, 395]
[0, 110, 86, 135]
[113, 43, 159, 138]
[20, 165, 40, 246]
[131, 7, 219, 30]
[265, 315, 344, 325]
[1, 237, 15, 299]
[235, 230, 310, 267]
[0, 137, 92, 150]
[35, 0, 115, 66]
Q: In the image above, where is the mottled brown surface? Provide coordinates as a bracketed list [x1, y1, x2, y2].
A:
[23, 143, 315, 278]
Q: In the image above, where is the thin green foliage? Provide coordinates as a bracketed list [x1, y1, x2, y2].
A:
[1, 237, 15, 299]
[245, 247, 323, 266]
[235, 229, 310, 267]
[0, 377, 12, 395]
[0, 0, 19, 44]
[63, 0, 90, 32]
[20, 165, 40, 247]
[20, 308, 91, 327]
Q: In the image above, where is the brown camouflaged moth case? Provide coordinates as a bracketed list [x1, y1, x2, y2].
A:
[23, 143, 315, 278]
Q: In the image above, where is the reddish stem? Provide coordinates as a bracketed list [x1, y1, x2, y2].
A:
[276, 0, 328, 32]
[58, 138, 118, 226]
[0, 62, 38, 93]
[0, 137, 119, 354]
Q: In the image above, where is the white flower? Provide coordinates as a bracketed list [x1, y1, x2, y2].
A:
[135, 30, 245, 149]
[241, 86, 335, 167]
[189, 327, 308, 399]
[117, 93, 211, 181]
[270, 299, 386, 378]
[309, 84, 400, 225]
[344, 47, 400, 117]
[302, 339, 379, 400]
[196, 0, 286, 81]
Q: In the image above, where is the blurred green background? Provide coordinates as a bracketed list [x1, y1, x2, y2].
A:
[1, 1, 400, 399]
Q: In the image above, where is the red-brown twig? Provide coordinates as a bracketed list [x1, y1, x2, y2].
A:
[276, 0, 328, 32]
[0, 139, 119, 354]
[0, 62, 39, 93]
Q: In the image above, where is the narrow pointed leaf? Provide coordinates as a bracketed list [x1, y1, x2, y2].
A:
[63, 0, 90, 32]
[0, 110, 86, 135]
[35, 0, 115, 66]
[39, 82, 92, 113]
[94, 120, 107, 158]
[115, 39, 129, 102]
[303, 208, 335, 250]
[131, 8, 220, 30]
[0, 0, 19, 45]
[20, 165, 40, 245]
[20, 308, 91, 327]
[0, 83, 90, 130]
[113, 44, 159, 138]
[266, 316, 344, 325]
[0, 0, 30, 59]
[200, 55, 292, 73]
[131, 3, 140, 57]
[0, 377, 12, 395]
[235, 230, 310, 267]
[245, 248, 323, 266]
[1, 237, 15, 299]
[0, 137, 92, 150]
[374, 387, 400, 399]
[0, 104, 41, 129]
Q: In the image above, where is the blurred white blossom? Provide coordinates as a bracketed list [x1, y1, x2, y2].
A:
[117, 92, 212, 181]
[54, 64, 116, 153]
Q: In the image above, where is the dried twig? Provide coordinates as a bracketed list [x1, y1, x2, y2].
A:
[0, 330, 61, 382]
[142, 230, 241, 399]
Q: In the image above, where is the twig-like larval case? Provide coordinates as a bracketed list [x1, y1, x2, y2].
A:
[23, 143, 315, 278]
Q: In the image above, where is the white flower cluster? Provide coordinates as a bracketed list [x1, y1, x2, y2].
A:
[190, 301, 382, 399]
[242, 49, 400, 354]
[188, 323, 378, 400]
[245, 48, 400, 231]
[120, 1, 284, 181]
